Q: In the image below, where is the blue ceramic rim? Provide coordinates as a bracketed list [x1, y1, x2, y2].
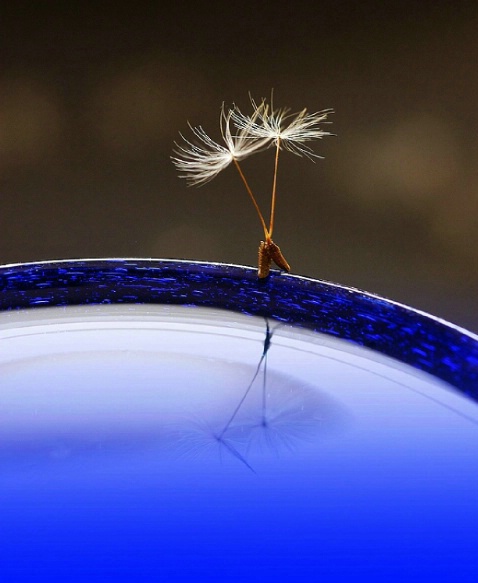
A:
[1, 258, 477, 399]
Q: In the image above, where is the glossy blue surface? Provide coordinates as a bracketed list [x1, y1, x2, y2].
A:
[1, 259, 478, 582]
[1, 259, 477, 397]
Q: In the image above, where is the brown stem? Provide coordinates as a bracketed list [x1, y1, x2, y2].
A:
[233, 158, 269, 240]
[269, 138, 281, 240]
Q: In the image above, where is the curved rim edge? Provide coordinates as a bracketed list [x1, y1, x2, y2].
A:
[1, 258, 477, 397]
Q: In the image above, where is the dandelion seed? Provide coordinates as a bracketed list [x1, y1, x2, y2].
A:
[232, 99, 334, 252]
[172, 94, 333, 278]
[172, 101, 271, 239]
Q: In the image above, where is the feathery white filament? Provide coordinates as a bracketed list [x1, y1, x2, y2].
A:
[231, 103, 334, 160]
[172, 102, 270, 186]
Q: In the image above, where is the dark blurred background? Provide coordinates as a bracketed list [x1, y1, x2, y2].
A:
[1, 2, 477, 330]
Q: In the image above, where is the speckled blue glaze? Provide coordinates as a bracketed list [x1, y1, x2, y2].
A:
[1, 258, 477, 398]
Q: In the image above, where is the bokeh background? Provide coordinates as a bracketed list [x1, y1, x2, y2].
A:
[2, 1, 477, 331]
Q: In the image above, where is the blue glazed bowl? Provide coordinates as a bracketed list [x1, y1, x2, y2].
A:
[1, 259, 478, 582]
[1, 258, 477, 395]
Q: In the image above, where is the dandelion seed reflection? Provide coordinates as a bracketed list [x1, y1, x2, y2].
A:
[170, 319, 340, 472]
